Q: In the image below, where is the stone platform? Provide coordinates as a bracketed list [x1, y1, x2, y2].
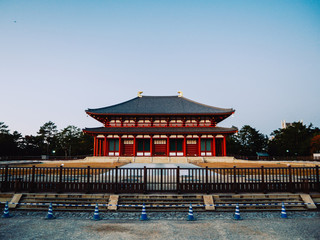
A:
[82, 156, 235, 164]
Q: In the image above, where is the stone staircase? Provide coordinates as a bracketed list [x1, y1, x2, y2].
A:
[212, 193, 314, 211]
[13, 193, 110, 211]
[117, 195, 204, 212]
[0, 193, 317, 212]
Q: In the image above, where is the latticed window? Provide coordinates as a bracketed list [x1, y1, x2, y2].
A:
[123, 140, 133, 144]
[169, 119, 183, 127]
[137, 139, 150, 151]
[153, 120, 167, 127]
[137, 119, 151, 127]
[170, 139, 183, 151]
[201, 139, 212, 151]
[154, 140, 166, 144]
[123, 120, 135, 127]
[109, 120, 121, 127]
[185, 120, 197, 127]
[109, 139, 119, 151]
[199, 120, 211, 127]
[187, 140, 197, 144]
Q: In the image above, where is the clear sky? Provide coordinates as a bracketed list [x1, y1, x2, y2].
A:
[1, 0, 319, 136]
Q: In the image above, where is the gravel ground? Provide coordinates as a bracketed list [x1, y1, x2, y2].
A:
[1, 211, 320, 240]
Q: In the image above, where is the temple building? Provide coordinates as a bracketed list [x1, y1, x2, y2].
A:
[84, 92, 237, 157]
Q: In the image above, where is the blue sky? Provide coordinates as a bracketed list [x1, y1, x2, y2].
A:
[1, 0, 319, 136]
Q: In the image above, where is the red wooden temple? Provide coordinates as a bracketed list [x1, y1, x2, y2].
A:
[84, 92, 237, 157]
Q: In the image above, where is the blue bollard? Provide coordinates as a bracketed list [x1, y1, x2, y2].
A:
[281, 202, 288, 218]
[140, 203, 148, 221]
[187, 203, 196, 221]
[234, 203, 241, 220]
[45, 203, 56, 220]
[92, 203, 101, 221]
[2, 201, 11, 218]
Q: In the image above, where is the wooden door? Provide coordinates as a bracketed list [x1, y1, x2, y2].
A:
[154, 139, 167, 156]
[186, 139, 198, 156]
[122, 139, 134, 156]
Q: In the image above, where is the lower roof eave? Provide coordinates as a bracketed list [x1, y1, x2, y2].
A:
[83, 127, 238, 135]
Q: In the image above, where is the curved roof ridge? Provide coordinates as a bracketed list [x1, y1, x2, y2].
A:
[180, 96, 234, 112]
[86, 95, 235, 115]
[86, 96, 139, 112]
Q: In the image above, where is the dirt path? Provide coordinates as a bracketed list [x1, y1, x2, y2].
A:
[1, 216, 319, 240]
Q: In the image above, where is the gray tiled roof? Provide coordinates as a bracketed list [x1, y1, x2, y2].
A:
[86, 96, 234, 115]
[84, 126, 238, 134]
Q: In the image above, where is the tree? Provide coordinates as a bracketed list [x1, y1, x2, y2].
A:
[311, 135, 320, 153]
[268, 122, 320, 156]
[231, 125, 268, 156]
[0, 122, 9, 134]
[0, 122, 22, 156]
[37, 121, 58, 155]
[226, 134, 241, 155]
[77, 133, 94, 155]
[20, 135, 42, 156]
[58, 125, 82, 157]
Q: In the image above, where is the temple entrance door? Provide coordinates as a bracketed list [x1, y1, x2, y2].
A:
[137, 139, 151, 156]
[122, 139, 134, 156]
[200, 139, 212, 156]
[108, 139, 119, 156]
[186, 139, 198, 156]
[215, 138, 223, 156]
[169, 139, 183, 156]
[153, 139, 167, 156]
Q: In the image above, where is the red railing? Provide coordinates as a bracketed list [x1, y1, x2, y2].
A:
[1, 166, 319, 194]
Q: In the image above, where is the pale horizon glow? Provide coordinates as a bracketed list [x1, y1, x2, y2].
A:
[0, 1, 319, 136]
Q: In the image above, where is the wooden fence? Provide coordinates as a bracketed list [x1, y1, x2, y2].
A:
[0, 165, 319, 194]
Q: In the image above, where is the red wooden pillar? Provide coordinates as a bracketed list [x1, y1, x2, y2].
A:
[95, 138, 98, 156]
[167, 135, 170, 156]
[212, 136, 216, 156]
[118, 135, 122, 156]
[183, 135, 186, 156]
[98, 139, 101, 156]
[103, 136, 107, 156]
[93, 136, 97, 156]
[133, 135, 136, 156]
[150, 135, 153, 156]
[198, 135, 201, 156]
[96, 138, 99, 156]
[223, 136, 227, 156]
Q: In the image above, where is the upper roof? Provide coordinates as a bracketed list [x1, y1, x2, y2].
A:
[86, 96, 235, 115]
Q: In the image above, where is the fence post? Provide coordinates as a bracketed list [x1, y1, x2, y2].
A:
[144, 166, 147, 194]
[233, 166, 238, 193]
[316, 165, 320, 192]
[86, 166, 91, 193]
[206, 166, 209, 194]
[2, 165, 9, 192]
[177, 166, 180, 194]
[115, 166, 118, 194]
[261, 166, 266, 193]
[58, 165, 63, 193]
[29, 165, 36, 192]
[288, 165, 294, 193]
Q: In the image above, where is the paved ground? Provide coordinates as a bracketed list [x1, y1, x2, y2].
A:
[1, 212, 319, 240]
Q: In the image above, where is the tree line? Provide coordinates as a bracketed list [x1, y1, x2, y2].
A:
[0, 121, 93, 157]
[1, 121, 320, 157]
[227, 122, 320, 157]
